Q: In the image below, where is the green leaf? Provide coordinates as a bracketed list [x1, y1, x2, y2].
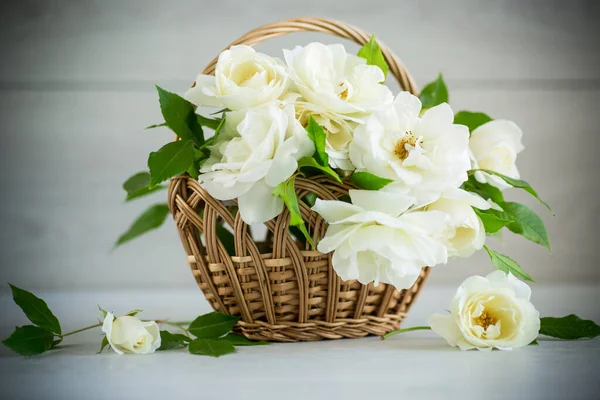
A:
[51, 337, 62, 348]
[350, 171, 393, 190]
[529, 339, 539, 346]
[305, 116, 329, 167]
[475, 169, 553, 213]
[197, 115, 221, 131]
[419, 74, 448, 109]
[203, 114, 227, 148]
[9, 284, 61, 334]
[158, 330, 190, 351]
[188, 312, 240, 339]
[272, 176, 314, 248]
[357, 34, 389, 79]
[186, 160, 200, 180]
[297, 157, 342, 183]
[145, 122, 167, 130]
[474, 208, 513, 234]
[540, 315, 600, 340]
[500, 202, 551, 252]
[462, 175, 505, 205]
[216, 224, 236, 256]
[98, 305, 108, 319]
[483, 246, 534, 282]
[222, 333, 270, 346]
[125, 309, 143, 317]
[148, 139, 195, 187]
[115, 204, 170, 247]
[188, 338, 236, 357]
[98, 336, 110, 354]
[2, 325, 55, 356]
[123, 171, 165, 201]
[155, 85, 204, 145]
[453, 111, 493, 133]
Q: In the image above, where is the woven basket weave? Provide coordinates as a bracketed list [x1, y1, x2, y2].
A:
[167, 17, 429, 342]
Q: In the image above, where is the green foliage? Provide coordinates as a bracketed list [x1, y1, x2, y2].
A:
[357, 34, 389, 79]
[155, 86, 204, 145]
[350, 171, 393, 190]
[215, 224, 236, 256]
[454, 111, 492, 133]
[419, 74, 448, 109]
[474, 208, 513, 234]
[539, 315, 600, 340]
[297, 157, 341, 183]
[188, 312, 240, 339]
[148, 139, 195, 187]
[115, 204, 170, 247]
[98, 336, 110, 354]
[188, 338, 236, 357]
[475, 169, 552, 213]
[462, 175, 505, 205]
[272, 175, 314, 248]
[158, 331, 190, 351]
[305, 116, 329, 167]
[500, 202, 551, 252]
[2, 326, 55, 356]
[123, 172, 165, 201]
[9, 284, 61, 334]
[483, 246, 534, 282]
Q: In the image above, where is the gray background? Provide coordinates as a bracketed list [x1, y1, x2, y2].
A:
[0, 0, 599, 291]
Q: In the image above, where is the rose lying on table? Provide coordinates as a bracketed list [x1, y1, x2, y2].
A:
[3, 278, 599, 356]
[382, 271, 600, 350]
[2, 284, 268, 357]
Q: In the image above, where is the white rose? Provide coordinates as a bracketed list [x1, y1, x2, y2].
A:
[469, 120, 524, 190]
[101, 312, 161, 355]
[349, 92, 471, 202]
[185, 45, 289, 111]
[284, 42, 393, 170]
[426, 188, 490, 258]
[312, 189, 449, 290]
[429, 271, 540, 351]
[199, 104, 314, 224]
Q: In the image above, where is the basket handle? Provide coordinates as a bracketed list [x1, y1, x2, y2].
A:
[197, 17, 418, 95]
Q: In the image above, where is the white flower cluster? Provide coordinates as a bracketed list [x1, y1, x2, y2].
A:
[187, 42, 524, 291]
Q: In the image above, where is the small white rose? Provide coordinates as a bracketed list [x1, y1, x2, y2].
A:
[349, 92, 471, 203]
[101, 312, 161, 355]
[426, 188, 490, 258]
[469, 120, 524, 190]
[429, 271, 540, 351]
[199, 103, 314, 224]
[312, 189, 449, 290]
[284, 42, 393, 170]
[185, 45, 289, 111]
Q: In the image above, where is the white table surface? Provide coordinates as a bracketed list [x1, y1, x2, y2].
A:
[1, 284, 599, 400]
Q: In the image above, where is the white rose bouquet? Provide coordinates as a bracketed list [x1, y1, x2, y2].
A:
[5, 33, 596, 359]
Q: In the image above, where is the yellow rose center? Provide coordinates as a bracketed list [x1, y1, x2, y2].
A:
[394, 132, 421, 161]
[476, 310, 498, 330]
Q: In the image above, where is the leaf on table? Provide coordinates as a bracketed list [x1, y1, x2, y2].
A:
[9, 284, 61, 334]
[2, 325, 55, 356]
[188, 312, 240, 339]
[539, 315, 600, 340]
[188, 338, 236, 357]
[158, 330, 190, 351]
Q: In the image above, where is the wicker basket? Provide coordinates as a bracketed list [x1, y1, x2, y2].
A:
[167, 17, 429, 342]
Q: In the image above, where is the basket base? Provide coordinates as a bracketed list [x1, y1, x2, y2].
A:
[235, 314, 404, 342]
